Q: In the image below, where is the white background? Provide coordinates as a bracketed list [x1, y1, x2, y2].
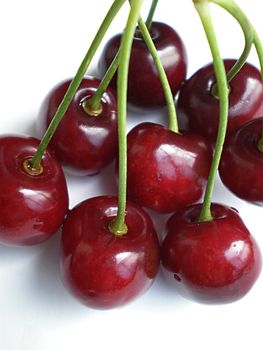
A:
[0, 0, 263, 349]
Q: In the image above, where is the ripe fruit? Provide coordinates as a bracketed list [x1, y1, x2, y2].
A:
[60, 196, 160, 309]
[0, 135, 68, 246]
[126, 122, 212, 213]
[37, 76, 118, 176]
[161, 203, 262, 304]
[98, 21, 187, 109]
[177, 59, 263, 143]
[219, 118, 263, 204]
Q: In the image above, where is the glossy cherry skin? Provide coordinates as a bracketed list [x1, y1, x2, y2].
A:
[177, 59, 263, 143]
[126, 122, 212, 213]
[98, 22, 187, 109]
[60, 196, 160, 309]
[161, 203, 262, 304]
[0, 135, 69, 246]
[37, 76, 118, 176]
[219, 118, 263, 204]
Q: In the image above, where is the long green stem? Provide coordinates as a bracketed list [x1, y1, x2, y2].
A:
[254, 30, 263, 73]
[88, 50, 120, 111]
[253, 29, 263, 151]
[108, 0, 144, 236]
[31, 0, 126, 170]
[145, 0, 159, 30]
[137, 17, 178, 132]
[194, 0, 229, 222]
[210, 0, 253, 89]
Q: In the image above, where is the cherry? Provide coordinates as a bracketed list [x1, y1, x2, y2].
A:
[177, 59, 263, 143]
[161, 203, 262, 304]
[60, 196, 160, 309]
[219, 118, 263, 204]
[0, 135, 69, 246]
[36, 76, 118, 176]
[125, 122, 212, 213]
[98, 21, 187, 109]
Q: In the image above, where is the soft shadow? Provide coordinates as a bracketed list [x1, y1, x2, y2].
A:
[145, 209, 170, 242]
[127, 106, 168, 131]
[30, 232, 93, 321]
[3, 113, 38, 139]
[133, 268, 188, 313]
[64, 161, 118, 209]
[96, 161, 118, 196]
[17, 113, 38, 137]
[0, 242, 42, 266]
[26, 117, 39, 137]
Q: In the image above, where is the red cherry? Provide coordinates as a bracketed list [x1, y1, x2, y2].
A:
[98, 22, 187, 109]
[37, 76, 118, 176]
[219, 118, 263, 204]
[177, 59, 263, 143]
[0, 135, 69, 246]
[126, 122, 212, 213]
[161, 203, 262, 304]
[60, 196, 160, 309]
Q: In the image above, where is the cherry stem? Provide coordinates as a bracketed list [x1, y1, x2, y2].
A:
[108, 0, 144, 236]
[210, 0, 253, 94]
[89, 50, 120, 111]
[253, 30, 263, 151]
[145, 0, 159, 30]
[254, 30, 263, 73]
[31, 0, 126, 170]
[253, 30, 263, 74]
[194, 0, 229, 222]
[137, 17, 178, 132]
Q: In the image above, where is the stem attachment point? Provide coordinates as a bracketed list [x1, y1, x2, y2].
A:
[211, 82, 230, 99]
[23, 158, 44, 176]
[108, 220, 128, 236]
[257, 138, 263, 153]
[81, 98, 103, 117]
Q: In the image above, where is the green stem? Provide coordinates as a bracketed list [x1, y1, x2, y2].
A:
[108, 0, 144, 236]
[89, 50, 120, 111]
[194, 0, 229, 222]
[210, 0, 253, 87]
[254, 30, 263, 74]
[145, 0, 159, 30]
[138, 17, 178, 132]
[253, 29, 263, 151]
[31, 0, 126, 170]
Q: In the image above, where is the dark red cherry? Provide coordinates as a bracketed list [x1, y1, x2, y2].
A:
[161, 203, 262, 304]
[177, 59, 263, 143]
[37, 76, 118, 176]
[98, 22, 187, 109]
[0, 135, 69, 246]
[219, 118, 263, 204]
[60, 196, 160, 309]
[126, 122, 212, 214]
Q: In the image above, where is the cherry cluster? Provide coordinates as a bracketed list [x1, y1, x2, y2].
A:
[0, 0, 262, 309]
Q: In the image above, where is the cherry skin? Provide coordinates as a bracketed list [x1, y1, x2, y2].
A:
[161, 203, 262, 304]
[98, 22, 187, 109]
[37, 76, 118, 176]
[0, 135, 69, 246]
[125, 122, 212, 214]
[177, 59, 263, 143]
[60, 196, 160, 309]
[219, 118, 263, 204]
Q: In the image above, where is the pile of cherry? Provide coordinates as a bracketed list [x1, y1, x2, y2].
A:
[0, 0, 263, 310]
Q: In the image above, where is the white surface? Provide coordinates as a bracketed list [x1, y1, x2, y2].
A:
[1, 1, 263, 349]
